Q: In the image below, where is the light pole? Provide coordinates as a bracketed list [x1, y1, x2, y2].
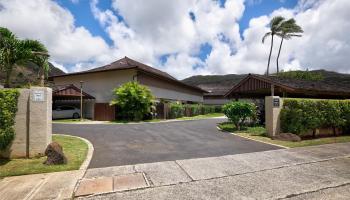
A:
[80, 81, 84, 121]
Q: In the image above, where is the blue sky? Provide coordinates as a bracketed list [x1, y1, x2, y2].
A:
[55, 0, 298, 64]
[2, 0, 348, 78]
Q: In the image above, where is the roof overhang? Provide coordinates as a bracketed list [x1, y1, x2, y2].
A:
[224, 74, 350, 99]
[53, 84, 95, 100]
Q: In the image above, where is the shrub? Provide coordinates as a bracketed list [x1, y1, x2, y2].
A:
[281, 98, 350, 135]
[214, 105, 222, 113]
[169, 103, 184, 118]
[110, 82, 154, 121]
[223, 101, 257, 130]
[0, 89, 20, 150]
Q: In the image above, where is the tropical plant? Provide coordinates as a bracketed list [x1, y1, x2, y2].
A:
[223, 101, 257, 130]
[262, 16, 285, 76]
[110, 82, 154, 121]
[275, 18, 303, 73]
[22, 39, 49, 86]
[0, 27, 49, 88]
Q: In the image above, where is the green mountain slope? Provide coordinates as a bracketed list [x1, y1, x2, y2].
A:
[0, 62, 65, 87]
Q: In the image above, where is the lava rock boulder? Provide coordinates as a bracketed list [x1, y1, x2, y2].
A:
[43, 142, 67, 165]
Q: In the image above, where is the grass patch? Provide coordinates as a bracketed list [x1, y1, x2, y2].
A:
[110, 113, 224, 123]
[176, 113, 224, 120]
[0, 135, 88, 178]
[53, 118, 91, 123]
[218, 122, 350, 148]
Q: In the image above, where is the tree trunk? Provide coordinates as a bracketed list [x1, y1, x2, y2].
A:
[276, 37, 284, 74]
[235, 122, 240, 131]
[312, 129, 316, 138]
[266, 34, 274, 76]
[39, 70, 45, 87]
[4, 68, 12, 88]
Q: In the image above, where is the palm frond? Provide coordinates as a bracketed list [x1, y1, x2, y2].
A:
[270, 16, 285, 33]
[262, 32, 271, 43]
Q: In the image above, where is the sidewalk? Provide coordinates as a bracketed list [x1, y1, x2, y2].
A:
[1, 142, 350, 200]
[0, 170, 84, 200]
[76, 142, 350, 200]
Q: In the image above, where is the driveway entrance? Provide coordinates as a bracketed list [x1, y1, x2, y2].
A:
[53, 118, 281, 168]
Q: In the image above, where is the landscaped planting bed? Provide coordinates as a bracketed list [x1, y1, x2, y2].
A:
[0, 135, 88, 177]
[218, 122, 350, 148]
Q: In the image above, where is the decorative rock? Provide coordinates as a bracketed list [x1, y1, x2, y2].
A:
[43, 142, 67, 165]
[272, 133, 301, 142]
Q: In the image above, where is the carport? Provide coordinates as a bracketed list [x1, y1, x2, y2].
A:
[53, 84, 95, 119]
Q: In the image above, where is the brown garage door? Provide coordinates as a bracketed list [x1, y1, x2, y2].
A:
[94, 103, 115, 121]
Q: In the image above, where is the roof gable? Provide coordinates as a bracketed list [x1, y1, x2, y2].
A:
[225, 74, 350, 98]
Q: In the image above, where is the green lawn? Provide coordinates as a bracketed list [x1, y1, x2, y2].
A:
[109, 113, 224, 123]
[0, 135, 88, 178]
[176, 113, 224, 120]
[218, 122, 350, 148]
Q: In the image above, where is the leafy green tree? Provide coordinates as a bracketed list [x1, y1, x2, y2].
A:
[275, 18, 303, 73]
[0, 27, 49, 87]
[262, 16, 285, 76]
[110, 82, 154, 121]
[223, 101, 257, 130]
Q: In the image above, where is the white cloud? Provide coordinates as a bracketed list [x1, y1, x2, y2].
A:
[1, 0, 350, 78]
[0, 0, 109, 66]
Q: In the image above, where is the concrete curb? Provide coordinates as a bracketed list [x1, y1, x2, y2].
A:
[53, 134, 94, 170]
[216, 126, 289, 149]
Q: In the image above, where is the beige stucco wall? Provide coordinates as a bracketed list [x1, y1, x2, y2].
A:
[54, 69, 204, 103]
[0, 87, 52, 158]
[265, 96, 283, 137]
[53, 69, 136, 103]
[138, 73, 203, 102]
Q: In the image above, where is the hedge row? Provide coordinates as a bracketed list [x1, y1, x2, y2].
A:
[168, 103, 222, 119]
[281, 98, 350, 135]
[0, 89, 20, 150]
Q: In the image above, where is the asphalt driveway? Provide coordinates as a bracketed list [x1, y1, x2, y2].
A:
[53, 118, 281, 168]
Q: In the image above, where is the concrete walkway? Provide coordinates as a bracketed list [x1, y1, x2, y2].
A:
[0, 170, 85, 200]
[2, 142, 350, 200]
[76, 142, 350, 200]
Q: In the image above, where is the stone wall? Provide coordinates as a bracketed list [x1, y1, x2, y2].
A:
[0, 87, 52, 158]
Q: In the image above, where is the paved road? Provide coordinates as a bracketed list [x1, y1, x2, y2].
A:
[53, 118, 281, 168]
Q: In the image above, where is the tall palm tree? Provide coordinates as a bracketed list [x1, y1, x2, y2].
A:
[262, 16, 285, 76]
[0, 27, 49, 87]
[22, 39, 49, 86]
[275, 19, 303, 73]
